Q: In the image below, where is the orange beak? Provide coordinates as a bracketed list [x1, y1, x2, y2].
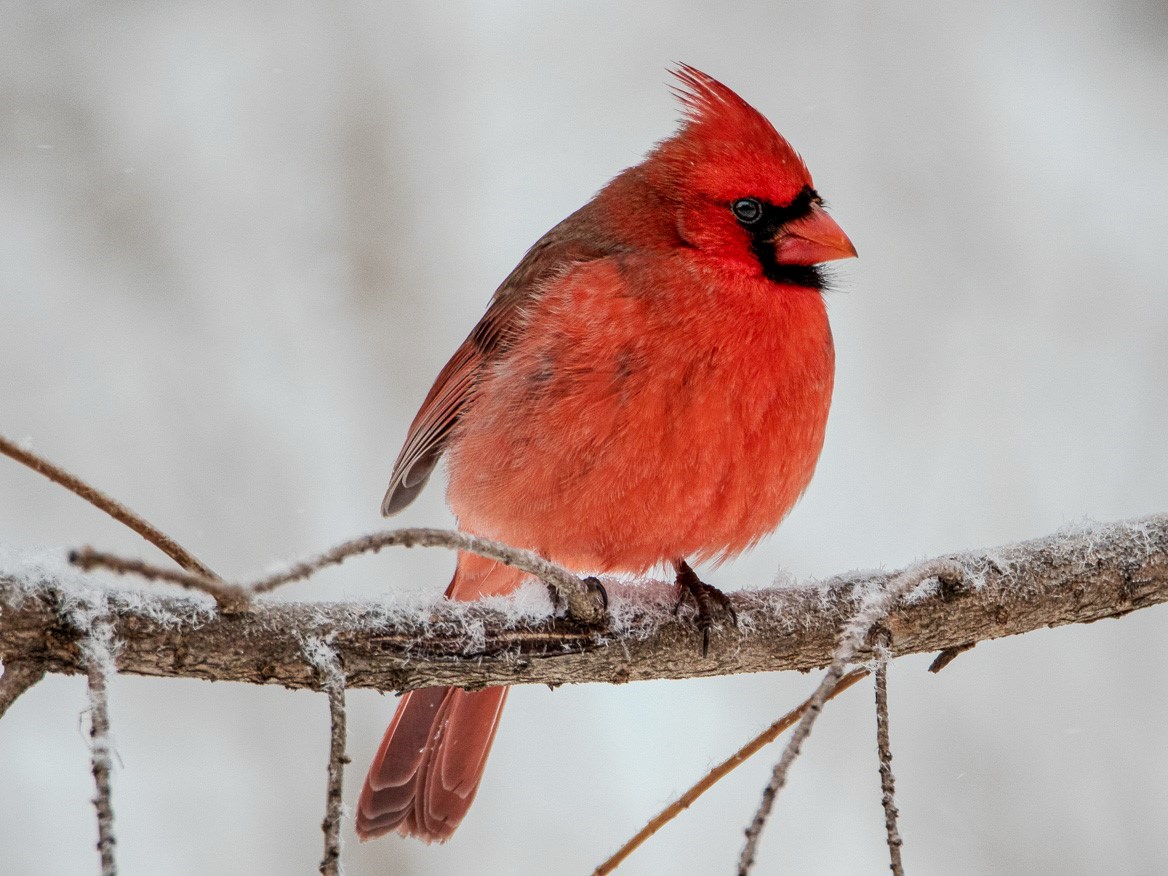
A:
[773, 205, 857, 266]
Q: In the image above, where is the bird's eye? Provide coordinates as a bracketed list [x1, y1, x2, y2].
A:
[732, 198, 764, 225]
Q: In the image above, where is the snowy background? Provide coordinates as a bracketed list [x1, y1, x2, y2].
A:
[2, 3, 1167, 874]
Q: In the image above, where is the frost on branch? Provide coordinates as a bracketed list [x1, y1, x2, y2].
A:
[738, 558, 961, 875]
[71, 592, 119, 876]
[0, 515, 1165, 696]
[302, 636, 348, 876]
[0, 516, 1167, 876]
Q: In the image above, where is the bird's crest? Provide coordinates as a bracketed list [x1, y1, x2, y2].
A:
[660, 64, 812, 202]
[670, 64, 780, 144]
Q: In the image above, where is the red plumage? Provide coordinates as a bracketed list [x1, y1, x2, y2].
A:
[357, 65, 855, 843]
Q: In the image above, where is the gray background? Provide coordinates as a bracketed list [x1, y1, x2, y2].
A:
[2, 3, 1166, 874]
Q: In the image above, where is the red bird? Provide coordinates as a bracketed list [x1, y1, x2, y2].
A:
[356, 65, 855, 843]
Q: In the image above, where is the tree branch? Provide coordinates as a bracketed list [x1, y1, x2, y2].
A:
[0, 658, 46, 719]
[593, 668, 870, 875]
[0, 433, 218, 580]
[302, 637, 348, 876]
[874, 633, 905, 876]
[80, 609, 118, 876]
[738, 558, 962, 874]
[1, 515, 1166, 694]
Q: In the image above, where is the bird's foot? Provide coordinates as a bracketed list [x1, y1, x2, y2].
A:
[673, 559, 738, 657]
[547, 575, 608, 623]
[581, 576, 609, 612]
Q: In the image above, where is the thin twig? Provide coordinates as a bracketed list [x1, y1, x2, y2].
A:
[303, 638, 348, 876]
[0, 659, 46, 719]
[874, 631, 904, 876]
[248, 528, 601, 620]
[321, 681, 347, 876]
[737, 559, 962, 876]
[246, 528, 580, 596]
[928, 642, 975, 674]
[0, 433, 218, 579]
[80, 615, 118, 876]
[593, 668, 869, 876]
[69, 548, 249, 614]
[69, 527, 601, 621]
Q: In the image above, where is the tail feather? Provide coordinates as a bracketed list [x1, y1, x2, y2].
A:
[435, 685, 510, 797]
[356, 552, 523, 843]
[356, 685, 509, 842]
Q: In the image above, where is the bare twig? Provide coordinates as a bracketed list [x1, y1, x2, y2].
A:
[321, 682, 347, 876]
[248, 528, 603, 622]
[7, 434, 594, 618]
[0, 659, 46, 719]
[303, 639, 348, 876]
[874, 632, 904, 876]
[69, 548, 249, 613]
[594, 668, 869, 875]
[80, 614, 118, 876]
[0, 433, 217, 579]
[928, 642, 975, 673]
[70, 526, 602, 621]
[738, 559, 962, 876]
[71, 525, 602, 621]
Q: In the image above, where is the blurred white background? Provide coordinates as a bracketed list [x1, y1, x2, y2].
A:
[2, 2, 1167, 874]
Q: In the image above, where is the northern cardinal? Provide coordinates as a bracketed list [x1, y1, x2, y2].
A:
[356, 65, 855, 843]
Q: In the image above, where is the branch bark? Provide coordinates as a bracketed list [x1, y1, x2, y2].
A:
[0, 659, 46, 719]
[1, 515, 1166, 693]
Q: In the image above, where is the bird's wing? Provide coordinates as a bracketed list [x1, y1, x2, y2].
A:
[381, 210, 620, 516]
[380, 334, 485, 516]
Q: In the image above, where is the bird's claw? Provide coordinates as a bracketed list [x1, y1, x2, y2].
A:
[674, 560, 738, 657]
[582, 575, 609, 612]
[546, 575, 608, 623]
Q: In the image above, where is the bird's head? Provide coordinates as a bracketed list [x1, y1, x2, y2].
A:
[645, 65, 856, 288]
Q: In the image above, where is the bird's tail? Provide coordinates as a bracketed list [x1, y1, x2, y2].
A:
[355, 552, 523, 843]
